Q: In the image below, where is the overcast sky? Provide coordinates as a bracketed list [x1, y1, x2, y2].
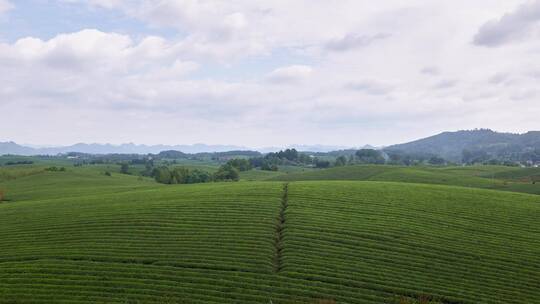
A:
[1, 1, 539, 147]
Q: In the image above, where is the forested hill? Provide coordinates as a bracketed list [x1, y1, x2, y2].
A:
[384, 129, 540, 163]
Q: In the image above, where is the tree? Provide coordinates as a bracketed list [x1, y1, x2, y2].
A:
[314, 158, 330, 168]
[334, 156, 347, 167]
[171, 167, 190, 184]
[298, 153, 313, 165]
[187, 169, 212, 183]
[462, 149, 489, 164]
[355, 149, 385, 164]
[214, 164, 240, 181]
[154, 167, 173, 184]
[120, 163, 130, 174]
[226, 158, 252, 171]
[281, 148, 299, 161]
[261, 161, 278, 171]
[428, 156, 445, 165]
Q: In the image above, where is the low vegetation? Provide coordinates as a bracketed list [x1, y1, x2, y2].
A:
[0, 152, 539, 303]
[273, 164, 540, 195]
[0, 168, 538, 303]
[3, 160, 34, 166]
[153, 163, 239, 185]
[45, 166, 66, 172]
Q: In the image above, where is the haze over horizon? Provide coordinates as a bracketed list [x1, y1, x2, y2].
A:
[1, 1, 539, 147]
[2, 128, 536, 152]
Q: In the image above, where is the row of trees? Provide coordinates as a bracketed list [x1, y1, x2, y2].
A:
[3, 160, 34, 166]
[45, 166, 66, 172]
[329, 149, 387, 167]
[385, 151, 450, 166]
[461, 149, 537, 166]
[153, 164, 240, 185]
[249, 149, 313, 171]
[248, 148, 392, 170]
[331, 149, 450, 167]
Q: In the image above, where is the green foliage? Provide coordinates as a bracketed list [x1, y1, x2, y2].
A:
[273, 164, 540, 195]
[226, 158, 252, 171]
[261, 162, 279, 171]
[0, 174, 539, 303]
[314, 158, 330, 168]
[154, 166, 213, 185]
[120, 163, 130, 174]
[45, 166, 66, 172]
[4, 160, 34, 166]
[428, 156, 445, 165]
[250, 149, 312, 170]
[214, 164, 240, 181]
[462, 149, 490, 164]
[153, 167, 171, 184]
[187, 169, 213, 183]
[355, 149, 385, 164]
[334, 155, 347, 167]
[385, 129, 540, 164]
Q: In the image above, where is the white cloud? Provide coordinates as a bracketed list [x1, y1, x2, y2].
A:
[0, 29, 199, 110]
[325, 33, 390, 52]
[345, 79, 395, 96]
[2, 1, 540, 147]
[89, 0, 123, 9]
[266, 65, 313, 84]
[420, 66, 440, 76]
[0, 0, 13, 15]
[62, 1, 407, 61]
[433, 79, 458, 90]
[474, 0, 540, 47]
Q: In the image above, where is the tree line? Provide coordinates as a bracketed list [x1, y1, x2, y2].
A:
[153, 161, 243, 185]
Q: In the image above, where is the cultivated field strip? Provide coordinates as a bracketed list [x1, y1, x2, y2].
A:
[284, 181, 540, 303]
[0, 183, 283, 274]
[273, 165, 540, 195]
[1, 179, 540, 303]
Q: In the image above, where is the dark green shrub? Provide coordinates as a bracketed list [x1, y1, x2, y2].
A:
[214, 164, 240, 181]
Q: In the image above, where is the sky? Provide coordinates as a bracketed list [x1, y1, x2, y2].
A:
[0, 0, 539, 148]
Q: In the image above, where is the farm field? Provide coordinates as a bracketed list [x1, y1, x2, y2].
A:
[272, 165, 540, 195]
[1, 167, 539, 303]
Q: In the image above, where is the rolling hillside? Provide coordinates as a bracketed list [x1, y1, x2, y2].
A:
[1, 168, 539, 303]
[272, 165, 540, 195]
[384, 129, 540, 162]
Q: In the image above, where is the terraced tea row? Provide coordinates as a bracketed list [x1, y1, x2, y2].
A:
[284, 182, 540, 303]
[0, 183, 284, 275]
[1, 177, 539, 303]
[273, 165, 540, 195]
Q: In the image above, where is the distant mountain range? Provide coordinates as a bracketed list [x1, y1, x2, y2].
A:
[0, 142, 250, 156]
[0, 142, 362, 155]
[385, 129, 540, 162]
[3, 129, 539, 161]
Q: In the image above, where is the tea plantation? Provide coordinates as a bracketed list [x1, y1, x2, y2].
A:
[273, 165, 540, 195]
[0, 167, 539, 303]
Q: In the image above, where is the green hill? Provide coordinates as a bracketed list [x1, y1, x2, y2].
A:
[272, 165, 540, 195]
[384, 129, 540, 163]
[1, 167, 539, 303]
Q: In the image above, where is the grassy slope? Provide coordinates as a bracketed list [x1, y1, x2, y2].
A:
[240, 169, 284, 181]
[240, 166, 316, 181]
[285, 182, 540, 303]
[272, 165, 540, 195]
[1, 168, 540, 303]
[0, 165, 158, 202]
